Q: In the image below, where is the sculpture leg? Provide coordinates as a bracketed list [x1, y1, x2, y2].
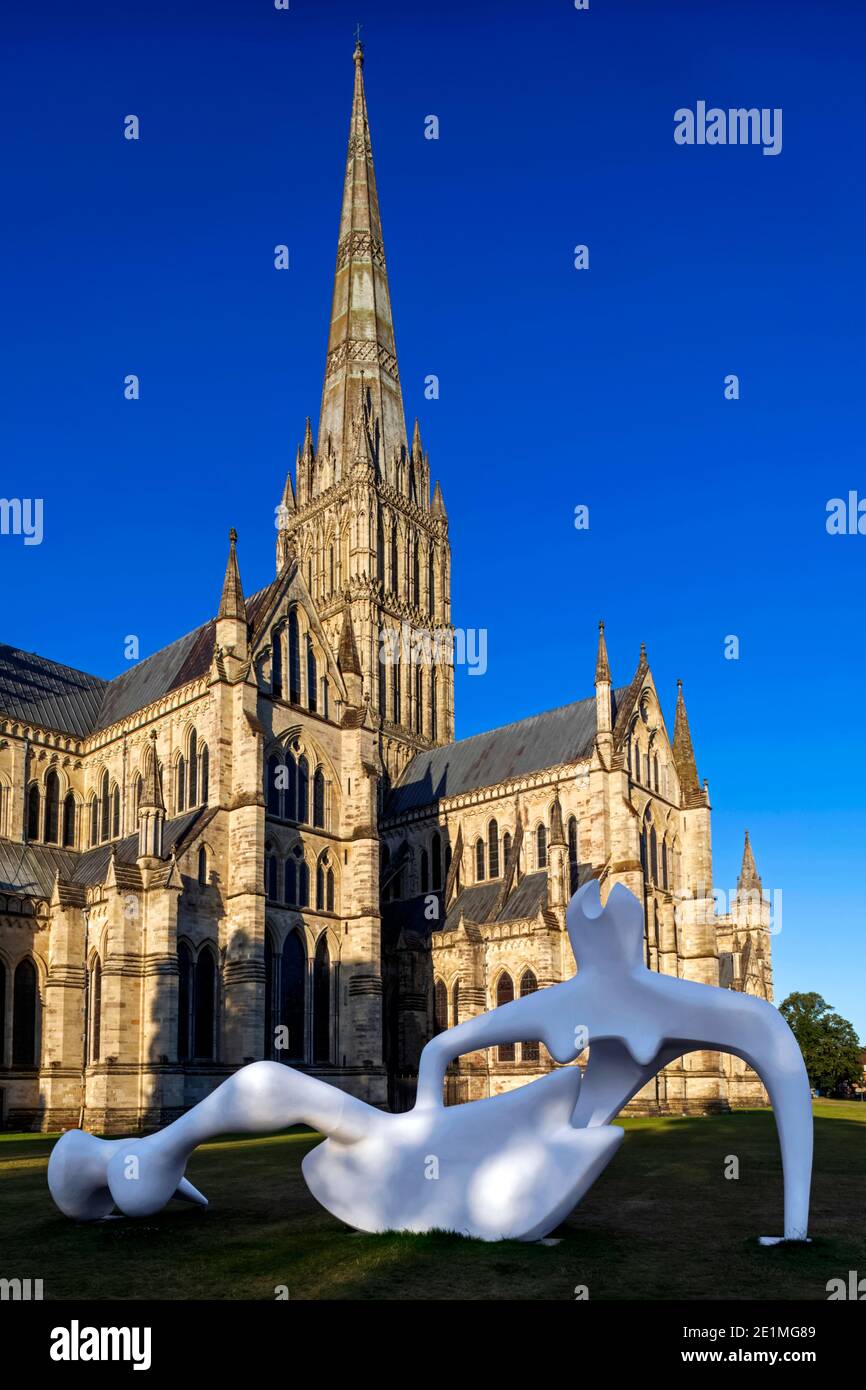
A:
[49, 1061, 374, 1221]
[572, 1040, 683, 1128]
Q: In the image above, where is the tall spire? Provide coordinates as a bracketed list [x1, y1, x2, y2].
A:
[737, 829, 762, 895]
[216, 527, 248, 667]
[672, 678, 701, 802]
[317, 40, 408, 476]
[594, 620, 612, 735]
[218, 528, 245, 621]
[595, 620, 611, 684]
[431, 480, 447, 518]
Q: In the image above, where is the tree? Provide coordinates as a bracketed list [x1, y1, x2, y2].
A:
[779, 992, 861, 1092]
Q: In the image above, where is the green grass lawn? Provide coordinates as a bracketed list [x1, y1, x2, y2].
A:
[1, 1101, 863, 1300]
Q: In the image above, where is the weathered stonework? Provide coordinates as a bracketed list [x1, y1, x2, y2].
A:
[0, 43, 772, 1133]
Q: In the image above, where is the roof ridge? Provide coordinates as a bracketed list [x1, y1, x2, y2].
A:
[437, 688, 629, 755]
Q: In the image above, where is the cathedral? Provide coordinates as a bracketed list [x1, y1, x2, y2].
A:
[0, 43, 772, 1133]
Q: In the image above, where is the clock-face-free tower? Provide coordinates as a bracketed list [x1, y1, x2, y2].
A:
[276, 42, 455, 792]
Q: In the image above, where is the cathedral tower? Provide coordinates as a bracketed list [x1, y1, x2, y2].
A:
[276, 41, 454, 786]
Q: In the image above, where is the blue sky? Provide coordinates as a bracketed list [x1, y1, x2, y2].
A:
[2, 0, 864, 1035]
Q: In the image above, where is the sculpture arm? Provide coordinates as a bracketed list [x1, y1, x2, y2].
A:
[638, 979, 814, 1241]
[415, 992, 569, 1108]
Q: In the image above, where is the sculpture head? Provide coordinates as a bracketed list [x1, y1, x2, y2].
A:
[566, 879, 646, 974]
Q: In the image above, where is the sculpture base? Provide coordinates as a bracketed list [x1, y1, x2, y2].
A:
[758, 1236, 812, 1246]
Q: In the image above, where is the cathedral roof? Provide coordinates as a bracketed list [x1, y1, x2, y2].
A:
[384, 689, 627, 817]
[0, 808, 211, 900]
[0, 580, 282, 738]
[443, 870, 549, 930]
[0, 645, 107, 737]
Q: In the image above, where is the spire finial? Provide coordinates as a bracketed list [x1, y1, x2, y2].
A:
[218, 527, 245, 621]
[595, 619, 611, 685]
[353, 22, 363, 62]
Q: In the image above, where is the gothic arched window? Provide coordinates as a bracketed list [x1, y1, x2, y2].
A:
[266, 754, 282, 817]
[281, 930, 306, 1061]
[198, 846, 208, 887]
[377, 515, 385, 584]
[288, 609, 301, 704]
[177, 944, 193, 1062]
[496, 974, 515, 1061]
[297, 756, 309, 824]
[200, 744, 209, 804]
[307, 636, 317, 713]
[475, 838, 485, 882]
[430, 669, 437, 740]
[87, 956, 101, 1065]
[415, 664, 423, 734]
[536, 823, 547, 870]
[316, 863, 325, 911]
[267, 853, 278, 901]
[428, 548, 435, 613]
[89, 796, 98, 848]
[194, 948, 216, 1060]
[503, 830, 512, 869]
[44, 771, 60, 844]
[286, 751, 297, 821]
[392, 660, 401, 724]
[12, 957, 38, 1066]
[431, 833, 442, 890]
[520, 970, 540, 1062]
[184, 730, 195, 806]
[100, 770, 110, 842]
[650, 825, 658, 885]
[412, 539, 420, 607]
[312, 933, 330, 1064]
[378, 655, 387, 720]
[299, 858, 310, 907]
[284, 855, 297, 906]
[451, 977, 460, 1028]
[313, 768, 325, 828]
[390, 523, 398, 594]
[111, 785, 120, 838]
[176, 757, 186, 815]
[27, 784, 40, 842]
[434, 978, 447, 1034]
[488, 820, 500, 879]
[661, 836, 669, 890]
[326, 867, 335, 913]
[420, 848, 429, 894]
[271, 625, 283, 698]
[567, 816, 579, 896]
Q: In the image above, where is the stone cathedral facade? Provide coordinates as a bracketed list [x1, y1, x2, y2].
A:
[0, 44, 771, 1133]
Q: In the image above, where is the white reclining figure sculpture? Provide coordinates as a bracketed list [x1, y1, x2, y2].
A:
[48, 880, 812, 1243]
